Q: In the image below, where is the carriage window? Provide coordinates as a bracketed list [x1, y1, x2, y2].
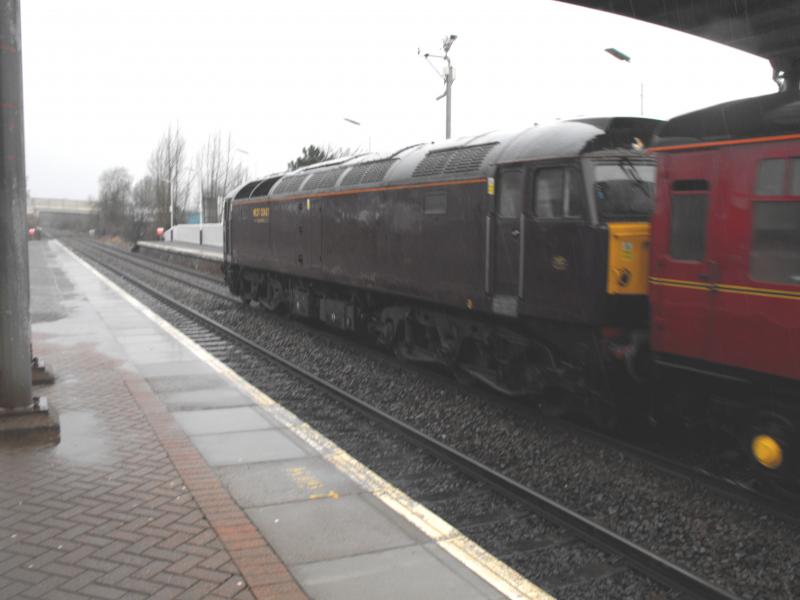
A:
[534, 168, 564, 218]
[424, 190, 447, 215]
[750, 201, 800, 285]
[669, 190, 708, 261]
[498, 168, 523, 219]
[789, 158, 800, 195]
[755, 159, 786, 196]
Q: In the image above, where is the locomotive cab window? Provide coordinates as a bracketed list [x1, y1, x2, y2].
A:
[533, 167, 585, 219]
[498, 168, 523, 219]
[669, 180, 709, 261]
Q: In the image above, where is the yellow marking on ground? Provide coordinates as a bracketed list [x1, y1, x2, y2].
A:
[60, 240, 555, 600]
[286, 465, 325, 493]
[308, 491, 340, 500]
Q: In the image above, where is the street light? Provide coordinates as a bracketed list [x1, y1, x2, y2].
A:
[158, 167, 196, 237]
[234, 148, 257, 178]
[420, 34, 457, 139]
[156, 175, 174, 233]
[605, 47, 643, 116]
[343, 118, 371, 152]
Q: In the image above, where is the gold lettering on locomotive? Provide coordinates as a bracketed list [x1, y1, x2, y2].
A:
[252, 206, 270, 222]
[552, 256, 568, 271]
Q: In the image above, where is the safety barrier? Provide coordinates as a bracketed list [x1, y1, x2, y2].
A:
[162, 223, 222, 247]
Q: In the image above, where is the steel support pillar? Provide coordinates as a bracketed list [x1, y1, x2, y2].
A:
[0, 0, 32, 414]
[0, 1, 57, 445]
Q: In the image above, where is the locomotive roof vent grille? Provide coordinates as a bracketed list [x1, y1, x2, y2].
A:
[412, 143, 496, 178]
[272, 174, 309, 195]
[341, 164, 370, 187]
[361, 159, 395, 183]
[234, 181, 261, 200]
[341, 159, 397, 187]
[305, 167, 346, 191]
[249, 176, 280, 198]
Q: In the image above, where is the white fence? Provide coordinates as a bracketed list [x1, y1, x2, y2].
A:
[163, 223, 223, 247]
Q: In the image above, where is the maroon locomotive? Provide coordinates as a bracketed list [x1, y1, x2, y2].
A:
[223, 117, 659, 414]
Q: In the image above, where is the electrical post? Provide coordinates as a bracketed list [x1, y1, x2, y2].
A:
[0, 0, 58, 445]
[421, 34, 457, 139]
[605, 47, 643, 116]
[445, 57, 453, 139]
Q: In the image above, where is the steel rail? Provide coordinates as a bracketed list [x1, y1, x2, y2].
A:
[87, 238, 225, 285]
[73, 240, 237, 304]
[72, 244, 740, 600]
[568, 419, 800, 528]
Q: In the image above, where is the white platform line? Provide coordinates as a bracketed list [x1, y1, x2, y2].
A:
[58, 240, 555, 600]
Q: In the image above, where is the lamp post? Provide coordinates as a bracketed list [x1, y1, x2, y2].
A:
[234, 148, 257, 179]
[605, 47, 643, 116]
[343, 118, 371, 152]
[157, 175, 174, 233]
[421, 34, 457, 139]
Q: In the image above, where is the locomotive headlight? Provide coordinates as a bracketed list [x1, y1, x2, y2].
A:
[617, 268, 631, 288]
[751, 434, 783, 470]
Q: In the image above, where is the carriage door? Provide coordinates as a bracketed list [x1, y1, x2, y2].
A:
[708, 149, 800, 380]
[492, 167, 524, 316]
[649, 151, 718, 362]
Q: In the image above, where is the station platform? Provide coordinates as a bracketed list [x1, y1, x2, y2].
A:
[135, 240, 222, 263]
[1, 239, 548, 600]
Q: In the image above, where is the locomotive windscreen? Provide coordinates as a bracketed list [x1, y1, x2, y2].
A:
[592, 160, 655, 220]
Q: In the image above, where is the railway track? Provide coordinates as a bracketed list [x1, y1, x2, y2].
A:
[79, 239, 800, 527]
[66, 237, 742, 600]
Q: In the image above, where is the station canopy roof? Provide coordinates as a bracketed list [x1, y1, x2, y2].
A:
[561, 1, 800, 68]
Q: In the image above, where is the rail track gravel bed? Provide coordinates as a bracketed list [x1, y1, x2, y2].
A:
[67, 237, 800, 599]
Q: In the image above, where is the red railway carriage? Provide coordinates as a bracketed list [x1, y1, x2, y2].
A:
[649, 92, 800, 476]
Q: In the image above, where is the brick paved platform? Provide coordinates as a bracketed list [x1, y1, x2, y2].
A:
[0, 242, 303, 600]
[0, 240, 546, 600]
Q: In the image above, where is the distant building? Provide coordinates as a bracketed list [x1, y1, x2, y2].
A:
[183, 211, 201, 225]
[27, 197, 98, 231]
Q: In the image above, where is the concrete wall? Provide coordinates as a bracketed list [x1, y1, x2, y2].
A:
[164, 223, 222, 247]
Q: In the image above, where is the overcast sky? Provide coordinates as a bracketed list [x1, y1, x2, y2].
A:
[21, 0, 776, 201]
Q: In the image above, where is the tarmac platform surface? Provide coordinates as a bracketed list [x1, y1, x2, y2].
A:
[0, 239, 549, 600]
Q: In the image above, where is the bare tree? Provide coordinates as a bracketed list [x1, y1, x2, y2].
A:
[97, 167, 133, 235]
[126, 175, 158, 239]
[147, 124, 190, 228]
[195, 132, 249, 222]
